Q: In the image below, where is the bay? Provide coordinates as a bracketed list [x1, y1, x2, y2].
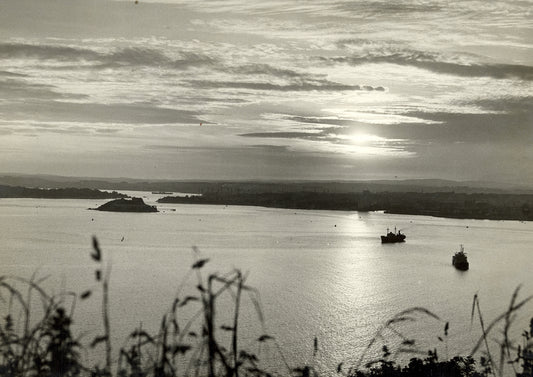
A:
[1, 192, 532, 375]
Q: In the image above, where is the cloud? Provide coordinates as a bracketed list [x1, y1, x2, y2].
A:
[144, 143, 292, 154]
[211, 63, 389, 92]
[319, 50, 533, 81]
[188, 79, 383, 92]
[240, 132, 319, 139]
[0, 70, 27, 78]
[106, 47, 172, 66]
[184, 97, 248, 104]
[226, 63, 319, 79]
[171, 52, 217, 69]
[0, 78, 85, 100]
[0, 101, 200, 124]
[248, 144, 291, 152]
[1, 121, 97, 136]
[334, 1, 443, 16]
[0, 42, 216, 70]
[107, 48, 216, 69]
[284, 116, 350, 127]
[382, 96, 533, 144]
[0, 42, 101, 61]
[141, 0, 443, 17]
[145, 145, 228, 151]
[471, 96, 533, 113]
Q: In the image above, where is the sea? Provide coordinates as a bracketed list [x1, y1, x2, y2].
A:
[1, 191, 532, 376]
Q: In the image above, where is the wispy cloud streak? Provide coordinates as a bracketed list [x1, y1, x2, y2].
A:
[319, 53, 533, 81]
[0, 42, 217, 69]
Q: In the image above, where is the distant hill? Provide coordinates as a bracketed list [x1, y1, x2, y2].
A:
[0, 173, 532, 195]
[0, 185, 127, 199]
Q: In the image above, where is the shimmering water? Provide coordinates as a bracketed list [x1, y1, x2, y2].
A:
[1, 193, 532, 375]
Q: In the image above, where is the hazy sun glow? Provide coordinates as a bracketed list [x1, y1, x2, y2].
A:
[333, 133, 388, 144]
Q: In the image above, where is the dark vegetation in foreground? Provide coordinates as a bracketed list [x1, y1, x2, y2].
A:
[1, 239, 533, 377]
[0, 185, 126, 200]
[158, 191, 533, 222]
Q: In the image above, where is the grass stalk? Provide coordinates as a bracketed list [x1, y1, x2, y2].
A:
[232, 271, 243, 377]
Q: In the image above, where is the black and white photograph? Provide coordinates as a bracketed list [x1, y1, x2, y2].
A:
[1, 0, 532, 376]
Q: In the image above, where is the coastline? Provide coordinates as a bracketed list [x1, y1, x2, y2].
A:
[158, 191, 533, 222]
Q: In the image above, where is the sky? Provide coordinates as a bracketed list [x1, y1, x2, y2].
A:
[0, 0, 532, 184]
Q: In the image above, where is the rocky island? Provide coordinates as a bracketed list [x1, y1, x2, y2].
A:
[92, 197, 158, 212]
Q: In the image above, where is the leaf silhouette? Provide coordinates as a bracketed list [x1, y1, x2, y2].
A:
[91, 236, 101, 261]
[178, 296, 199, 307]
[172, 344, 191, 355]
[91, 335, 108, 348]
[129, 330, 155, 343]
[258, 334, 273, 342]
[192, 258, 209, 269]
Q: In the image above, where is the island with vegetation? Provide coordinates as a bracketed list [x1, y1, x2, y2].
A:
[92, 197, 158, 212]
[158, 191, 533, 221]
[0, 184, 126, 199]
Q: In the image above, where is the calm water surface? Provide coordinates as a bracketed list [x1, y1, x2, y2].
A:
[1, 192, 532, 375]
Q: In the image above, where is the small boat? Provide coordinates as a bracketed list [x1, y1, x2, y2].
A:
[381, 227, 406, 243]
[452, 245, 469, 271]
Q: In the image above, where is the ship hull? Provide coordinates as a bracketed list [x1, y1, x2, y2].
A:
[452, 249, 469, 270]
[381, 235, 406, 243]
[453, 262, 469, 271]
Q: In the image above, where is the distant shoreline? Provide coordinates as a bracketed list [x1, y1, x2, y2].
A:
[158, 191, 533, 222]
[0, 185, 126, 200]
[1, 181, 532, 222]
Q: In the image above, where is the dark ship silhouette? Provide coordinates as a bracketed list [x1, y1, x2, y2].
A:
[452, 245, 469, 271]
[381, 227, 406, 243]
